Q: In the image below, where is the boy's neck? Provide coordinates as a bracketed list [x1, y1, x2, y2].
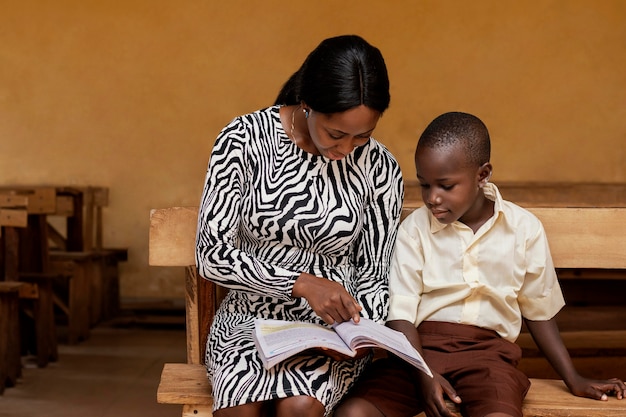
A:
[459, 192, 495, 234]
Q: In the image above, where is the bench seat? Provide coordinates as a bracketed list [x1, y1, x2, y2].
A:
[157, 363, 626, 417]
[149, 206, 626, 417]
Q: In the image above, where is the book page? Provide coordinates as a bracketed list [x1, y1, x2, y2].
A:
[333, 318, 433, 377]
[253, 319, 356, 369]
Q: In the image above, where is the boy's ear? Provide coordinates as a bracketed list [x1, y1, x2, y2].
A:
[478, 163, 493, 188]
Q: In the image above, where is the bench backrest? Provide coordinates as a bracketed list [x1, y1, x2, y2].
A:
[149, 206, 626, 364]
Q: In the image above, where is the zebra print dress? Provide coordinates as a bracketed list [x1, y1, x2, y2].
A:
[195, 106, 403, 415]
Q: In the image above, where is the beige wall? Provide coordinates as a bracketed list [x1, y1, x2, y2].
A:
[2, 1, 624, 299]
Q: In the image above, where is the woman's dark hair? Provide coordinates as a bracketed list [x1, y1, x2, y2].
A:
[274, 35, 390, 114]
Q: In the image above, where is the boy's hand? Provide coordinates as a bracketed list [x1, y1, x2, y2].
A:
[417, 371, 461, 417]
[568, 376, 626, 401]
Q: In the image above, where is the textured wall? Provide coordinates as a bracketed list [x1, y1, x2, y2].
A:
[1, 0, 624, 299]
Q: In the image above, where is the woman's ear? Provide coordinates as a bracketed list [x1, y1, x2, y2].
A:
[300, 101, 310, 118]
[478, 163, 493, 188]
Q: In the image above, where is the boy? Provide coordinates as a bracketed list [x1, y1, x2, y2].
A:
[336, 112, 625, 417]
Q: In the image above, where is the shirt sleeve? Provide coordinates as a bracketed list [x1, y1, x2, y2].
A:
[517, 219, 565, 320]
[195, 116, 299, 300]
[387, 216, 425, 325]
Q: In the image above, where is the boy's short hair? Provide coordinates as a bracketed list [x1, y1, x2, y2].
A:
[417, 112, 491, 167]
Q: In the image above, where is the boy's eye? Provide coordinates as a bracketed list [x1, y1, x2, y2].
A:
[419, 183, 429, 189]
[441, 184, 454, 191]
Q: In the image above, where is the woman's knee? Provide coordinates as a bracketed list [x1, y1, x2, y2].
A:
[335, 397, 384, 417]
[275, 395, 325, 417]
[213, 401, 265, 417]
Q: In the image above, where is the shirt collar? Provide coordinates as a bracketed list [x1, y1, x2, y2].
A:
[428, 182, 505, 233]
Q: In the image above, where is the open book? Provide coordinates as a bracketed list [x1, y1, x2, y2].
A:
[253, 317, 432, 377]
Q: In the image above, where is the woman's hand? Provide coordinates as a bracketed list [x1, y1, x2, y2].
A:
[292, 272, 362, 325]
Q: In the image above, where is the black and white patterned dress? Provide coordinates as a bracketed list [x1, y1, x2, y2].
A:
[196, 106, 403, 415]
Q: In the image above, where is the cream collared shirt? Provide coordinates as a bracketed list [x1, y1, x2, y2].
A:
[388, 183, 565, 342]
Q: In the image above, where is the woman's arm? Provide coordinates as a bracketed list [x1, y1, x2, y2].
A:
[353, 146, 404, 323]
[195, 117, 299, 300]
[196, 115, 366, 323]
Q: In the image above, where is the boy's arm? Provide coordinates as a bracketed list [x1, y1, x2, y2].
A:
[387, 320, 461, 417]
[524, 317, 625, 400]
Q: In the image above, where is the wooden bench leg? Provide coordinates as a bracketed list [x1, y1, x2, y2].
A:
[182, 404, 213, 417]
[50, 259, 91, 345]
[18, 276, 59, 368]
[0, 283, 23, 394]
[31, 277, 58, 367]
[97, 249, 127, 322]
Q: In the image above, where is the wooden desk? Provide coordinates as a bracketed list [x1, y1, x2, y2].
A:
[0, 188, 58, 367]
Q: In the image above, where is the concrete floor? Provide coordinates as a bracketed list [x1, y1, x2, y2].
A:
[0, 324, 187, 417]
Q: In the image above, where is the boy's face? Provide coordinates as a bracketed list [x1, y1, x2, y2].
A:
[415, 143, 490, 226]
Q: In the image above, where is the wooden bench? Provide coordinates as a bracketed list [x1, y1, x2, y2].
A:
[48, 186, 128, 328]
[1, 195, 28, 393]
[150, 206, 626, 417]
[6, 185, 128, 343]
[0, 189, 59, 368]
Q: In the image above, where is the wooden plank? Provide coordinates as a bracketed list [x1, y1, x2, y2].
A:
[54, 196, 75, 216]
[519, 356, 626, 381]
[157, 363, 212, 405]
[182, 404, 213, 417]
[521, 378, 626, 416]
[149, 207, 198, 266]
[0, 282, 24, 293]
[148, 207, 626, 270]
[404, 182, 626, 208]
[0, 187, 56, 214]
[185, 266, 201, 365]
[92, 187, 109, 207]
[18, 282, 39, 299]
[0, 209, 28, 227]
[0, 194, 28, 208]
[59, 188, 84, 251]
[530, 208, 626, 269]
[498, 182, 626, 208]
[157, 363, 626, 416]
[517, 330, 626, 357]
[80, 187, 95, 252]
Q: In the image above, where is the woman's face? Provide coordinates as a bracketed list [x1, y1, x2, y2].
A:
[305, 105, 380, 160]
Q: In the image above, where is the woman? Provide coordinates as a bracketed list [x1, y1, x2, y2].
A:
[196, 34, 404, 417]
